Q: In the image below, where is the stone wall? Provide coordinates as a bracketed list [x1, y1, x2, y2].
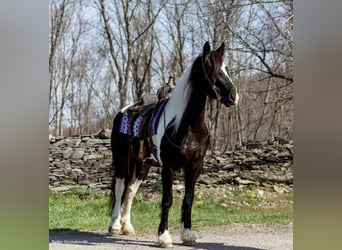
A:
[49, 131, 293, 192]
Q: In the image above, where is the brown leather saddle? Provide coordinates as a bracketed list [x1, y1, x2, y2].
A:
[123, 94, 159, 117]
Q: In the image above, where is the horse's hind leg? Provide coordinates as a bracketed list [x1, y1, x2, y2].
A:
[120, 162, 151, 235]
[120, 170, 141, 236]
[108, 177, 125, 236]
[108, 114, 129, 236]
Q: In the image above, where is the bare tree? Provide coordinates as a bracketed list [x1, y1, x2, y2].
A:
[49, 0, 293, 145]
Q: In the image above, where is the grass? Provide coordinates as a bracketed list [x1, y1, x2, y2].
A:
[49, 186, 292, 233]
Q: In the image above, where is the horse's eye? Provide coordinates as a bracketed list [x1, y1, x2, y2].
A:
[225, 65, 229, 73]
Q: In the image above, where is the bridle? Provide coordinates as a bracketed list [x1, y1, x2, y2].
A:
[201, 53, 222, 110]
[163, 54, 223, 151]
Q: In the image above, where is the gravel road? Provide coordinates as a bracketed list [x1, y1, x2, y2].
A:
[49, 223, 292, 250]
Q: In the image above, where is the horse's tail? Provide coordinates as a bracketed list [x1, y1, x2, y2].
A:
[108, 111, 137, 215]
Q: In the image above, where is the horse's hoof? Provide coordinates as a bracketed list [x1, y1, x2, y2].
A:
[158, 230, 173, 248]
[180, 227, 197, 245]
[122, 228, 135, 236]
[182, 239, 196, 246]
[159, 242, 173, 248]
[121, 222, 136, 236]
[108, 227, 121, 236]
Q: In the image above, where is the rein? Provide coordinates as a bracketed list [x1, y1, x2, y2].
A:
[164, 126, 210, 150]
[161, 106, 209, 150]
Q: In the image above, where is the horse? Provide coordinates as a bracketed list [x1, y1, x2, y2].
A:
[108, 41, 239, 247]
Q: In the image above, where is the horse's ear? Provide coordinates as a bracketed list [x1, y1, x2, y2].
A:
[203, 41, 211, 58]
[216, 42, 225, 57]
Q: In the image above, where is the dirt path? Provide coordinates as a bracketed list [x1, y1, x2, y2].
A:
[49, 224, 292, 250]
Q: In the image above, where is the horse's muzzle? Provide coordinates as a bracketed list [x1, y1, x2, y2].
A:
[230, 92, 239, 105]
[223, 92, 239, 107]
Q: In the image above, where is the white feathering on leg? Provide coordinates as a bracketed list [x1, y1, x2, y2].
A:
[108, 178, 125, 235]
[158, 230, 173, 248]
[180, 222, 197, 245]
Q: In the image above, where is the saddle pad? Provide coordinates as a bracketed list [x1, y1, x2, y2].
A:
[119, 114, 133, 135]
[119, 113, 141, 137]
[119, 98, 169, 137]
[132, 116, 142, 137]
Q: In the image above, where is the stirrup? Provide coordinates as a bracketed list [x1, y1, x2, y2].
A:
[143, 156, 161, 167]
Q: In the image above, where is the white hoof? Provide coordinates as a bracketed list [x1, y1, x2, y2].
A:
[180, 223, 197, 245]
[108, 227, 121, 236]
[108, 221, 122, 236]
[121, 222, 136, 236]
[158, 230, 173, 248]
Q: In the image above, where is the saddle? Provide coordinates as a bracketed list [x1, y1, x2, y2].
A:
[119, 96, 169, 166]
[124, 94, 159, 117]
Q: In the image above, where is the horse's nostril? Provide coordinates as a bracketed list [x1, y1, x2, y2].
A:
[228, 92, 239, 105]
[228, 93, 235, 103]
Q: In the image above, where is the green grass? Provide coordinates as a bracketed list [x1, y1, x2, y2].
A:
[49, 187, 292, 232]
[49, 189, 110, 231]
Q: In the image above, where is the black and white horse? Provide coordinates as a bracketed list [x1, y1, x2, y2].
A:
[108, 41, 239, 247]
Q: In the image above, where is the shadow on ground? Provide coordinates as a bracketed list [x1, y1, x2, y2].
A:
[49, 229, 265, 250]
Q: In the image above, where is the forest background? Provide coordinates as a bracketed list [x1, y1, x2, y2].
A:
[49, 0, 293, 152]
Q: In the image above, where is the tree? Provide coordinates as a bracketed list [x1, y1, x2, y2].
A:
[49, 0, 293, 147]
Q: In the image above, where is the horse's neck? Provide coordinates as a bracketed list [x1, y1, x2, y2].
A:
[179, 89, 207, 135]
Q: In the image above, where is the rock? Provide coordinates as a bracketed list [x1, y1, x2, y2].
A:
[220, 203, 229, 208]
[50, 186, 72, 192]
[245, 141, 264, 149]
[72, 168, 83, 174]
[83, 154, 103, 161]
[86, 139, 104, 147]
[257, 190, 265, 197]
[274, 137, 291, 144]
[63, 149, 85, 159]
[198, 175, 217, 185]
[81, 136, 90, 142]
[95, 128, 112, 139]
[49, 136, 293, 192]
[223, 163, 236, 171]
[174, 184, 184, 192]
[236, 178, 258, 185]
[273, 185, 285, 193]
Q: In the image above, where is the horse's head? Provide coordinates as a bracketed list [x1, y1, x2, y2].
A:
[201, 41, 239, 107]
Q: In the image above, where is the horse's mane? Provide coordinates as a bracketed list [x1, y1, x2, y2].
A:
[166, 64, 193, 134]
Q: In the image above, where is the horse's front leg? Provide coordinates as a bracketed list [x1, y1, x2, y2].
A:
[180, 161, 202, 245]
[158, 166, 174, 248]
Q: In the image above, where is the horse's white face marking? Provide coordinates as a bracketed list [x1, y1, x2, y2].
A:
[234, 92, 239, 105]
[221, 62, 233, 86]
[220, 62, 239, 105]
